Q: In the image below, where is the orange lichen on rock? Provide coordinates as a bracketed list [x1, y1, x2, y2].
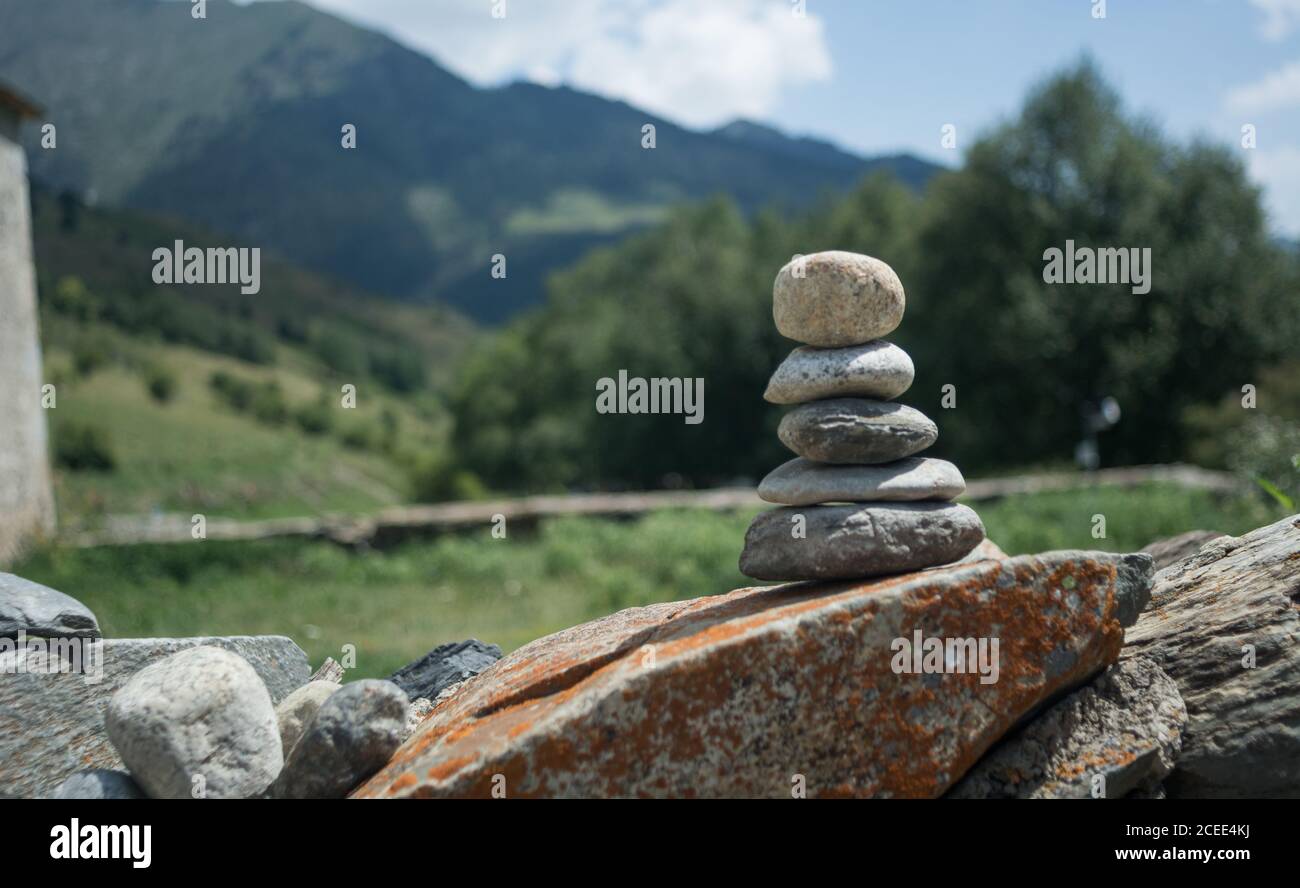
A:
[352, 550, 1150, 799]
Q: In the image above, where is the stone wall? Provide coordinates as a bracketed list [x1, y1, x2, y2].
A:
[0, 111, 54, 565]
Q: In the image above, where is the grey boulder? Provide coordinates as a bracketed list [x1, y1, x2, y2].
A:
[773, 251, 905, 347]
[0, 634, 309, 799]
[764, 341, 913, 404]
[948, 657, 1186, 799]
[758, 457, 965, 506]
[0, 572, 99, 639]
[275, 680, 340, 758]
[48, 769, 147, 800]
[388, 638, 502, 701]
[778, 399, 937, 464]
[105, 646, 283, 799]
[739, 501, 985, 581]
[273, 679, 408, 799]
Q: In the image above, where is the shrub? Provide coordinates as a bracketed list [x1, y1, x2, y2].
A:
[143, 364, 177, 403]
[294, 399, 335, 435]
[209, 371, 253, 411]
[410, 452, 488, 502]
[71, 334, 112, 378]
[248, 381, 288, 425]
[54, 421, 117, 472]
[340, 424, 376, 450]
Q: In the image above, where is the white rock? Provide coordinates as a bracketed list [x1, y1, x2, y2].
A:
[105, 646, 283, 799]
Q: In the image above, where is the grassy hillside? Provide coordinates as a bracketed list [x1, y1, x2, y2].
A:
[30, 187, 472, 526]
[12, 484, 1281, 678]
[0, 0, 940, 320]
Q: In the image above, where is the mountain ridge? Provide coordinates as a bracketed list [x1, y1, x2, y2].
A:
[0, 0, 941, 321]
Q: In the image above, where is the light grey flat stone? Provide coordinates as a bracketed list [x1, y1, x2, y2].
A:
[778, 398, 937, 464]
[739, 502, 985, 581]
[0, 572, 99, 639]
[758, 457, 965, 505]
[773, 251, 905, 347]
[764, 341, 914, 404]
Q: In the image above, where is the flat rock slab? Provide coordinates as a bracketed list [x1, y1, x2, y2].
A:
[388, 638, 502, 701]
[0, 635, 308, 798]
[0, 572, 99, 639]
[773, 251, 905, 347]
[948, 656, 1186, 798]
[739, 502, 985, 581]
[778, 399, 937, 464]
[1124, 513, 1300, 798]
[354, 550, 1152, 799]
[759, 457, 965, 506]
[764, 342, 913, 404]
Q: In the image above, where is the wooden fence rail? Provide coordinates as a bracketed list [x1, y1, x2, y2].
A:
[63, 463, 1243, 550]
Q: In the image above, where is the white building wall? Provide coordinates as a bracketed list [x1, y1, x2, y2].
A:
[0, 112, 55, 565]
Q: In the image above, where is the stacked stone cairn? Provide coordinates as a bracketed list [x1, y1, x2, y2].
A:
[740, 251, 986, 581]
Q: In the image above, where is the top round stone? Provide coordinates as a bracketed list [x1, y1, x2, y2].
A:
[773, 251, 905, 347]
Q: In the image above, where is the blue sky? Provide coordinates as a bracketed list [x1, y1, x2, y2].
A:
[274, 0, 1300, 234]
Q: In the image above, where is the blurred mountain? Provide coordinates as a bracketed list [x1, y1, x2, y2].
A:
[0, 0, 940, 321]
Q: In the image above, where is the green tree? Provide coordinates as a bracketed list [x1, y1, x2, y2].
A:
[911, 60, 1300, 470]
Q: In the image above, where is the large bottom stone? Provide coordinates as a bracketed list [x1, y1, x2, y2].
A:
[739, 502, 985, 581]
[354, 550, 1151, 798]
[0, 635, 308, 798]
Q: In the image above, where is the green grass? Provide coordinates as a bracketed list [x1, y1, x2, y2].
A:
[971, 482, 1273, 554]
[12, 484, 1283, 680]
[44, 333, 445, 525]
[505, 188, 670, 236]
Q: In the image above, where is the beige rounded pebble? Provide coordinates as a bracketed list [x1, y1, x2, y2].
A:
[773, 251, 905, 347]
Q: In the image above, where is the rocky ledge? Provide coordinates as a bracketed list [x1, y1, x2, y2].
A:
[6, 514, 1297, 799]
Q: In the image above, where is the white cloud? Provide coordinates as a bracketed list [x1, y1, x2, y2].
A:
[1247, 145, 1300, 236]
[296, 0, 831, 128]
[1250, 0, 1300, 41]
[1226, 59, 1300, 113]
